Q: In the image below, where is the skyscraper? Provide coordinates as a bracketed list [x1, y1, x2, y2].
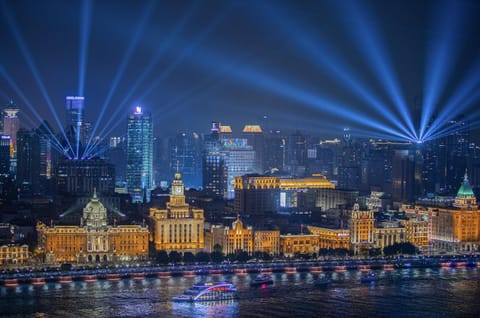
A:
[65, 96, 85, 158]
[126, 106, 153, 202]
[2, 100, 20, 158]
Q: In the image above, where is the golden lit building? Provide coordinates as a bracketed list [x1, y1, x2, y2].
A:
[37, 191, 149, 263]
[0, 244, 30, 265]
[402, 218, 429, 250]
[224, 218, 253, 255]
[280, 234, 319, 257]
[430, 172, 480, 252]
[307, 226, 350, 249]
[373, 227, 405, 251]
[254, 230, 280, 255]
[234, 174, 335, 216]
[349, 203, 375, 254]
[149, 173, 205, 252]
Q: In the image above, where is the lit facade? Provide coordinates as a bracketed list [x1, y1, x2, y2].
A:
[430, 172, 480, 252]
[280, 234, 319, 257]
[149, 173, 205, 253]
[402, 218, 429, 249]
[253, 230, 280, 255]
[234, 174, 335, 216]
[224, 218, 253, 255]
[373, 227, 405, 251]
[0, 244, 30, 265]
[307, 226, 350, 249]
[3, 100, 19, 157]
[349, 203, 375, 254]
[126, 106, 153, 202]
[36, 191, 148, 263]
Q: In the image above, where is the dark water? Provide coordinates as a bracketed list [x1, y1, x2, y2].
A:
[1, 267, 480, 317]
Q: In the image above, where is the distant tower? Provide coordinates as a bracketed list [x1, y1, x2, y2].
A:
[65, 96, 85, 158]
[126, 106, 153, 202]
[3, 99, 20, 158]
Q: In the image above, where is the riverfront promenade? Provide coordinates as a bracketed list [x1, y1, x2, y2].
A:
[1, 254, 479, 286]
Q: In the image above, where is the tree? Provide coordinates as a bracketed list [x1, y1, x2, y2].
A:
[156, 250, 169, 265]
[211, 251, 224, 264]
[195, 251, 210, 264]
[169, 251, 182, 264]
[213, 244, 223, 254]
[235, 251, 250, 263]
[183, 252, 195, 264]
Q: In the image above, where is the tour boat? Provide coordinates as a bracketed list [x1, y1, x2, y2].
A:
[250, 274, 274, 287]
[173, 281, 237, 302]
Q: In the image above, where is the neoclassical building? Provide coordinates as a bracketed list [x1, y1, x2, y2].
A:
[149, 173, 205, 253]
[37, 190, 149, 263]
[430, 172, 480, 252]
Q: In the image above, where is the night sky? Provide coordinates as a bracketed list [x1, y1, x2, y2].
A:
[1, 0, 480, 141]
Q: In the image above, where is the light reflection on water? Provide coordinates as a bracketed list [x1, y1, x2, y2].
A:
[0, 267, 479, 317]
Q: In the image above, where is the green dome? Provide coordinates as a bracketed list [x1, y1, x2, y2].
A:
[457, 172, 475, 197]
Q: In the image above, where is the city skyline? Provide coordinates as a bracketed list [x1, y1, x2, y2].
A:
[1, 0, 480, 143]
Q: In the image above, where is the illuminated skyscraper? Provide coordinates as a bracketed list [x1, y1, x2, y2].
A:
[126, 106, 153, 202]
[2, 100, 20, 157]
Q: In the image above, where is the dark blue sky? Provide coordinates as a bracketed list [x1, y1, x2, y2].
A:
[1, 0, 480, 141]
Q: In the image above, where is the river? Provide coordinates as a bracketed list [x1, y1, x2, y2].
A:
[1, 267, 479, 317]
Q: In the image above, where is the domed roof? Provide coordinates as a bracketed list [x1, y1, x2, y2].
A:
[84, 189, 106, 211]
[457, 170, 475, 198]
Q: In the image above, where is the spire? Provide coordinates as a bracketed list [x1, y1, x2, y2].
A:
[93, 187, 97, 199]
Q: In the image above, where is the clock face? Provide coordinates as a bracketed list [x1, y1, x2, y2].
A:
[175, 187, 182, 194]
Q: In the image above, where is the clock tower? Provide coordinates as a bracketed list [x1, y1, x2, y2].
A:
[170, 172, 186, 206]
[149, 172, 205, 252]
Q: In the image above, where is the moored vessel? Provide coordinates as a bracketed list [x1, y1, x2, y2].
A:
[250, 274, 274, 286]
[173, 281, 237, 302]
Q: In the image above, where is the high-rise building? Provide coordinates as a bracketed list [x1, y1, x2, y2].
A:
[0, 135, 10, 177]
[2, 100, 20, 157]
[222, 138, 256, 199]
[241, 125, 264, 173]
[126, 106, 153, 202]
[65, 96, 85, 158]
[149, 173, 205, 253]
[16, 129, 40, 196]
[170, 132, 202, 189]
[56, 158, 115, 195]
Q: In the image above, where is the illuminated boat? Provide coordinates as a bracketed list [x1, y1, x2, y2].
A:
[259, 267, 272, 274]
[358, 265, 371, 271]
[250, 274, 273, 286]
[208, 269, 223, 276]
[383, 264, 394, 270]
[106, 273, 121, 281]
[31, 277, 46, 286]
[4, 278, 18, 287]
[172, 282, 237, 302]
[360, 272, 376, 283]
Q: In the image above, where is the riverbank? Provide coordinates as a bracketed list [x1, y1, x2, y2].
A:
[1, 255, 479, 287]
